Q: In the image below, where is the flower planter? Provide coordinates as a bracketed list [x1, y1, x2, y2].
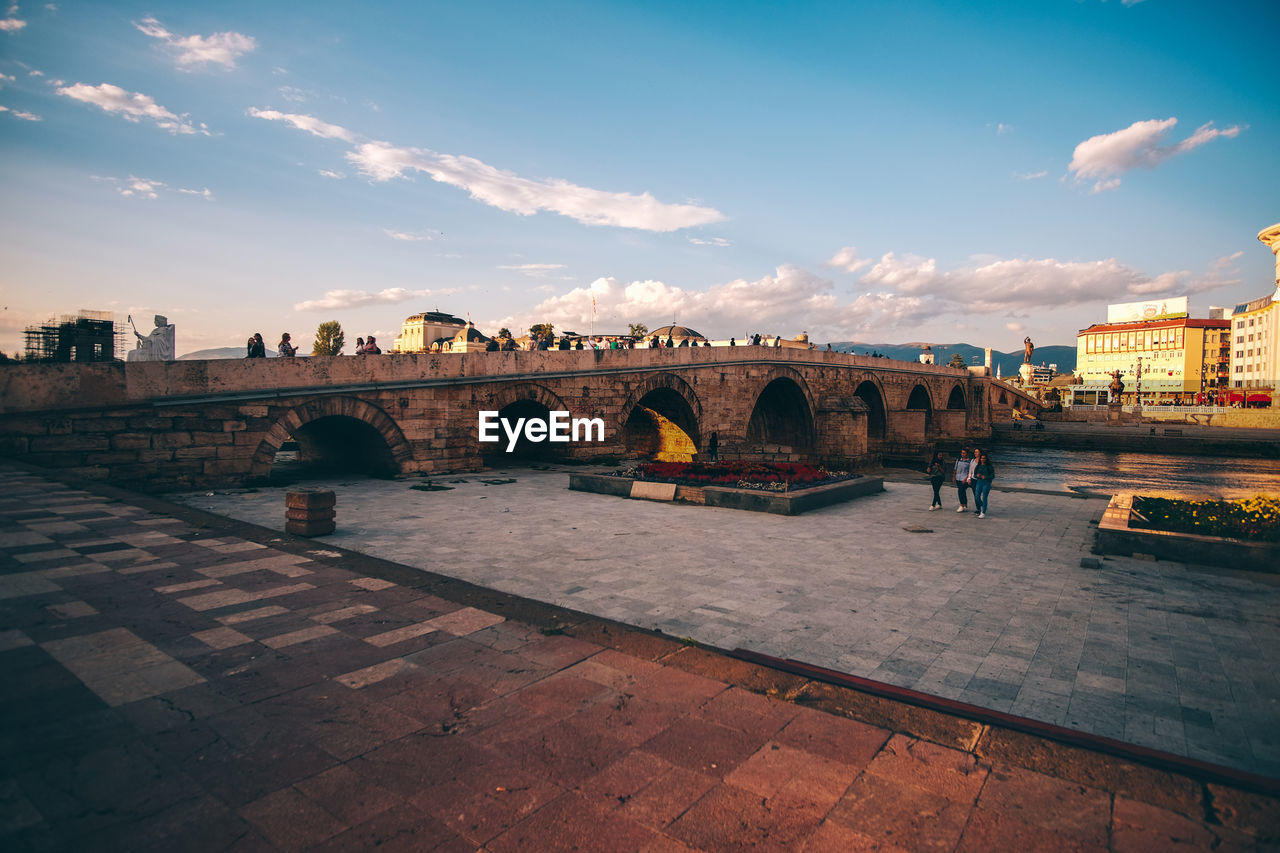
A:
[568, 471, 884, 515]
[1094, 495, 1280, 572]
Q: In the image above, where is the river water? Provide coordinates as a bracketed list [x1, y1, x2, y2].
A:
[965, 446, 1280, 497]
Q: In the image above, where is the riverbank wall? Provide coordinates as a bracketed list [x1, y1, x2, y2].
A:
[985, 422, 1280, 458]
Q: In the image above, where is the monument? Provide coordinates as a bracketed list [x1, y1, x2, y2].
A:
[1018, 336, 1035, 385]
[126, 315, 175, 362]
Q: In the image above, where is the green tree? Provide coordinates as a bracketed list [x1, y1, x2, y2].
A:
[529, 323, 554, 340]
[497, 327, 512, 339]
[628, 322, 649, 338]
[312, 320, 345, 356]
[948, 353, 966, 369]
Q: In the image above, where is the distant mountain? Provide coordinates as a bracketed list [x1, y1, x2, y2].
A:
[828, 342, 1076, 375]
[178, 347, 278, 360]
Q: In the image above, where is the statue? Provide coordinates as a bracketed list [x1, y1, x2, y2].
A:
[1022, 336, 1034, 364]
[126, 314, 176, 362]
[1108, 369, 1125, 403]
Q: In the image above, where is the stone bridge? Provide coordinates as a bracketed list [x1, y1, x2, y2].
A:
[0, 349, 1014, 491]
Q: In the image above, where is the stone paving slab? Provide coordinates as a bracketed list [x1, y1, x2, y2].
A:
[175, 466, 1280, 779]
[1, 463, 1277, 851]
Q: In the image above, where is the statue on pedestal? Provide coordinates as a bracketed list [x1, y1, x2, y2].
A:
[127, 315, 176, 362]
[1022, 336, 1034, 364]
[1108, 369, 1125, 403]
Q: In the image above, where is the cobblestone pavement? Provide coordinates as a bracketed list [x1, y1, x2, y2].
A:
[4, 464, 1278, 850]
[175, 465, 1280, 779]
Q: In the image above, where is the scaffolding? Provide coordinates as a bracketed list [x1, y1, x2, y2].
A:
[23, 310, 125, 362]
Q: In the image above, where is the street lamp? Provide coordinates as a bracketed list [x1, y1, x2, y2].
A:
[1135, 357, 1143, 411]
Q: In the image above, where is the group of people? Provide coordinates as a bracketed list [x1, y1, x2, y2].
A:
[353, 336, 381, 354]
[926, 448, 996, 518]
[245, 332, 378, 357]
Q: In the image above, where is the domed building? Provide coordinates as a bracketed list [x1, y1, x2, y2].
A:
[445, 321, 491, 353]
[391, 311, 466, 353]
[648, 324, 706, 344]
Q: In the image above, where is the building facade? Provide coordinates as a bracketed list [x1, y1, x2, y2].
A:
[1225, 223, 1280, 404]
[1073, 316, 1229, 405]
[391, 311, 467, 353]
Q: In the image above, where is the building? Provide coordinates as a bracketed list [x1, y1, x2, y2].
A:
[23, 311, 121, 363]
[1226, 223, 1280, 406]
[390, 311, 466, 353]
[445, 321, 491, 353]
[1072, 298, 1229, 405]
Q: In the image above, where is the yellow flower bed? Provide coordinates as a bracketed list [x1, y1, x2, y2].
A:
[1131, 495, 1280, 543]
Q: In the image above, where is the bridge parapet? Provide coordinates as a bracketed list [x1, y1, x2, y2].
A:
[0, 350, 993, 490]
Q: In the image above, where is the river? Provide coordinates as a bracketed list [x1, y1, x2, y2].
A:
[954, 446, 1280, 497]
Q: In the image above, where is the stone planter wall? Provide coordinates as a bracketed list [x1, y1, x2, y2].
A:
[1094, 495, 1280, 572]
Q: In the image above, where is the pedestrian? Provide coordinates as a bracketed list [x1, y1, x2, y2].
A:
[277, 333, 296, 357]
[364, 335, 381, 354]
[246, 333, 266, 358]
[926, 451, 946, 510]
[708, 431, 719, 462]
[665, 334, 674, 348]
[954, 449, 971, 512]
[971, 451, 995, 518]
[354, 336, 365, 354]
[729, 337, 736, 346]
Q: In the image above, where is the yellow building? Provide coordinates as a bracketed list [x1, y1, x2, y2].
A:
[391, 311, 466, 353]
[1074, 317, 1229, 405]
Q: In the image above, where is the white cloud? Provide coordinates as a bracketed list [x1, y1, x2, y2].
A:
[0, 104, 36, 120]
[294, 287, 444, 311]
[27, 69, 42, 76]
[317, 169, 344, 179]
[1013, 170, 1047, 181]
[57, 82, 208, 135]
[996, 123, 1011, 135]
[0, 17, 25, 31]
[1068, 117, 1242, 192]
[278, 86, 310, 103]
[346, 141, 724, 231]
[491, 265, 929, 342]
[1006, 322, 1025, 332]
[93, 174, 212, 200]
[247, 107, 354, 142]
[498, 263, 565, 272]
[135, 17, 256, 70]
[689, 236, 732, 247]
[0, 73, 14, 85]
[251, 107, 723, 232]
[825, 246, 872, 273]
[862, 251, 1229, 311]
[383, 229, 432, 242]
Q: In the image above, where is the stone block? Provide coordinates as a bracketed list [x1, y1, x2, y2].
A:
[285, 518, 335, 537]
[153, 431, 194, 449]
[630, 481, 677, 501]
[30, 435, 109, 452]
[287, 490, 337, 510]
[111, 433, 152, 450]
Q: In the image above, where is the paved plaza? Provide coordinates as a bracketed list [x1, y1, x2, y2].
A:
[175, 465, 1280, 779]
[2, 462, 1278, 850]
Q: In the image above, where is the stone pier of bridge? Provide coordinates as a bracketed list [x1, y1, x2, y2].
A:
[0, 348, 1003, 491]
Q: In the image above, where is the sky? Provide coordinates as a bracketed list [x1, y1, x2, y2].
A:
[1, 0, 1277, 357]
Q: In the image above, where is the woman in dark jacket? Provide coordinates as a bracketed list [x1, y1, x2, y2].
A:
[926, 451, 946, 510]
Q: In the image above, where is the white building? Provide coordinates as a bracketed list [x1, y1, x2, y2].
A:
[1226, 223, 1280, 405]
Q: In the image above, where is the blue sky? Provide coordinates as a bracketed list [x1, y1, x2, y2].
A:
[1, 0, 1277, 356]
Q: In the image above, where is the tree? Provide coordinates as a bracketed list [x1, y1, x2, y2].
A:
[529, 323, 554, 340]
[312, 321, 345, 356]
[497, 327, 512, 339]
[628, 322, 649, 338]
[948, 353, 966, 369]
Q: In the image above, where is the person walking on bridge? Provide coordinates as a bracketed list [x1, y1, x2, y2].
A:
[954, 449, 972, 512]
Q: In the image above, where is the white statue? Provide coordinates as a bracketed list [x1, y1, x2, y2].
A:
[127, 314, 176, 362]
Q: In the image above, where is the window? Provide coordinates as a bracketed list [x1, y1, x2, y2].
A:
[1237, 350, 1244, 358]
[1249, 334, 1255, 342]
[1235, 366, 1243, 373]
[1238, 335, 1245, 343]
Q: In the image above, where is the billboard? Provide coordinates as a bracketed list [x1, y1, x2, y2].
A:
[1106, 297, 1189, 324]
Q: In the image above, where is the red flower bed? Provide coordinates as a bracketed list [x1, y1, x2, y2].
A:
[621, 460, 852, 491]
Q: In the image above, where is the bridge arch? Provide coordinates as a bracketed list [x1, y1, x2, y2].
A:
[853, 378, 887, 441]
[947, 384, 967, 410]
[746, 368, 816, 453]
[251, 396, 412, 480]
[906, 383, 933, 435]
[481, 382, 572, 463]
[618, 373, 702, 461]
